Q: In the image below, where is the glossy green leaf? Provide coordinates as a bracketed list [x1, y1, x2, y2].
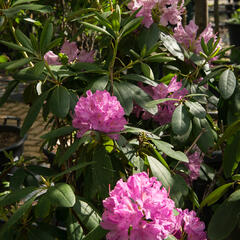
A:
[67, 212, 84, 240]
[144, 54, 175, 63]
[141, 63, 154, 80]
[0, 58, 33, 70]
[41, 126, 74, 140]
[40, 21, 53, 53]
[92, 147, 113, 198]
[15, 28, 33, 50]
[148, 156, 173, 188]
[35, 194, 51, 219]
[73, 196, 101, 231]
[208, 189, 240, 240]
[10, 168, 27, 191]
[200, 182, 234, 209]
[12, 0, 39, 7]
[152, 139, 189, 163]
[48, 183, 76, 207]
[0, 79, 18, 107]
[81, 22, 114, 38]
[0, 186, 36, 207]
[119, 17, 143, 38]
[160, 32, 184, 61]
[172, 104, 191, 135]
[21, 89, 50, 136]
[49, 86, 70, 118]
[223, 132, 240, 178]
[121, 74, 158, 87]
[113, 82, 133, 116]
[185, 100, 206, 119]
[0, 40, 33, 54]
[219, 69, 236, 100]
[90, 75, 108, 92]
[82, 225, 107, 240]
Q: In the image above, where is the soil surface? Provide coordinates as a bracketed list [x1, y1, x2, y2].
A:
[0, 131, 21, 149]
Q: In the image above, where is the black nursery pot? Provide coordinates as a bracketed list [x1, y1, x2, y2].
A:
[0, 116, 27, 171]
[226, 22, 240, 46]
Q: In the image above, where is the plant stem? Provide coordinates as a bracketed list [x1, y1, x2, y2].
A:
[44, 61, 59, 84]
[109, 37, 119, 95]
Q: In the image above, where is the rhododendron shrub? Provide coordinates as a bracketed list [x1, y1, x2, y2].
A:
[134, 76, 188, 125]
[128, 0, 185, 28]
[0, 1, 238, 240]
[101, 172, 207, 240]
[72, 90, 127, 139]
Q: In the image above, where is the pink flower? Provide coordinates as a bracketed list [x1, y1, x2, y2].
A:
[134, 76, 188, 125]
[101, 172, 179, 240]
[77, 50, 95, 63]
[60, 40, 79, 63]
[128, 0, 185, 28]
[101, 172, 207, 240]
[176, 209, 207, 240]
[72, 90, 127, 139]
[44, 51, 61, 65]
[186, 149, 203, 181]
[174, 20, 221, 57]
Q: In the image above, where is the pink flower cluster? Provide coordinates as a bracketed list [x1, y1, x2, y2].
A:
[101, 172, 207, 240]
[72, 90, 127, 140]
[186, 149, 203, 181]
[173, 20, 221, 55]
[44, 40, 95, 65]
[134, 76, 188, 125]
[128, 0, 185, 28]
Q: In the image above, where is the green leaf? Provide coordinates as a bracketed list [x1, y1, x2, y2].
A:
[208, 189, 240, 240]
[141, 63, 154, 80]
[119, 17, 143, 38]
[49, 86, 70, 118]
[71, 62, 103, 73]
[219, 69, 236, 100]
[57, 139, 82, 166]
[47, 183, 76, 207]
[2, 4, 52, 17]
[15, 28, 33, 50]
[92, 147, 113, 198]
[0, 195, 37, 237]
[123, 126, 160, 139]
[0, 58, 33, 70]
[10, 168, 27, 190]
[21, 89, 50, 136]
[0, 40, 33, 54]
[152, 139, 189, 163]
[148, 155, 173, 189]
[217, 120, 240, 146]
[73, 196, 101, 231]
[34, 194, 51, 219]
[0, 55, 8, 63]
[40, 21, 53, 53]
[52, 161, 94, 180]
[0, 80, 18, 107]
[67, 212, 84, 240]
[185, 101, 206, 119]
[81, 22, 114, 38]
[200, 183, 234, 209]
[165, 236, 178, 240]
[12, 0, 39, 7]
[172, 104, 191, 135]
[193, 118, 215, 153]
[27, 165, 57, 176]
[223, 132, 240, 178]
[145, 98, 178, 108]
[41, 126, 74, 140]
[160, 32, 184, 61]
[126, 82, 158, 115]
[45, 38, 62, 52]
[144, 54, 175, 63]
[121, 74, 158, 87]
[82, 225, 107, 240]
[90, 75, 108, 92]
[0, 186, 36, 207]
[32, 61, 45, 75]
[113, 82, 133, 116]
